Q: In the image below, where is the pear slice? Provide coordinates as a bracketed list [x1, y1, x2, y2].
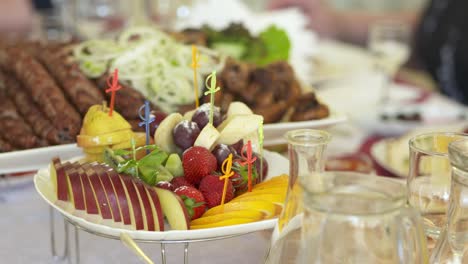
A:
[81, 105, 131, 136]
[77, 129, 134, 148]
[217, 114, 263, 145]
[154, 113, 183, 154]
[226, 102, 253, 117]
[194, 123, 220, 151]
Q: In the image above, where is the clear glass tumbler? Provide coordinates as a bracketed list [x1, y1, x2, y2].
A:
[430, 139, 468, 263]
[408, 132, 468, 239]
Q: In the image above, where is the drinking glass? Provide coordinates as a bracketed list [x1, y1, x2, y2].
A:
[430, 139, 468, 263]
[72, 0, 129, 39]
[267, 171, 429, 264]
[408, 132, 468, 239]
[368, 20, 410, 103]
[265, 129, 331, 264]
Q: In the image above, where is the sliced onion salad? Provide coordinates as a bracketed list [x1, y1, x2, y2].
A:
[73, 26, 225, 113]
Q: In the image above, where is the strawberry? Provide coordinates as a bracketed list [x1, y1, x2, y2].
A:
[170, 177, 194, 191]
[182, 146, 217, 185]
[231, 158, 258, 194]
[173, 186, 206, 220]
[199, 174, 234, 208]
[156, 181, 173, 191]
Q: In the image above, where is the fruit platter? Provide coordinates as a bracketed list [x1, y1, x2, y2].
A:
[34, 75, 290, 241]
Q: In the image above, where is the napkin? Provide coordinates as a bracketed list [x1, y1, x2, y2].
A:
[175, 0, 318, 83]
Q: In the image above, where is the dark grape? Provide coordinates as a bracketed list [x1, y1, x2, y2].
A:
[191, 103, 222, 129]
[212, 144, 235, 170]
[229, 139, 244, 155]
[173, 120, 200, 151]
[149, 111, 168, 136]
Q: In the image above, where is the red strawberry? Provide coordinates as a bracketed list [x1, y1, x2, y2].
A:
[170, 177, 194, 191]
[156, 181, 173, 191]
[199, 174, 234, 208]
[182, 146, 217, 185]
[173, 186, 206, 220]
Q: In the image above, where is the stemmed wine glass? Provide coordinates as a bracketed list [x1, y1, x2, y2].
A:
[368, 20, 410, 104]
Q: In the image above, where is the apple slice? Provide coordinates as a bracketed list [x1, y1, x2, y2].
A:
[154, 187, 189, 230]
[51, 158, 68, 202]
[119, 174, 145, 230]
[216, 114, 263, 145]
[194, 123, 220, 151]
[133, 181, 155, 231]
[144, 187, 164, 231]
[73, 165, 102, 223]
[82, 164, 113, 226]
[104, 166, 133, 229]
[94, 166, 123, 226]
[65, 166, 86, 211]
[226, 102, 253, 117]
[154, 113, 183, 154]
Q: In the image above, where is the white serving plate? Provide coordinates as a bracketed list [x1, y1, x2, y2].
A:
[263, 111, 347, 146]
[34, 150, 289, 241]
[0, 144, 83, 175]
[370, 139, 407, 178]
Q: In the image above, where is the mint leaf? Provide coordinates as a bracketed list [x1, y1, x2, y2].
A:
[256, 25, 290, 66]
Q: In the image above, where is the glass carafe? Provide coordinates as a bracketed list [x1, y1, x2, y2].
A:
[299, 172, 428, 263]
[430, 139, 468, 264]
[265, 129, 331, 264]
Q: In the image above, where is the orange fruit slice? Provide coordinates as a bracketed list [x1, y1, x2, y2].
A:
[190, 218, 256, 229]
[203, 200, 276, 219]
[191, 210, 263, 226]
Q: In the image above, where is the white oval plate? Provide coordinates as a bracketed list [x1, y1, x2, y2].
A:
[0, 144, 82, 175]
[370, 139, 408, 178]
[263, 111, 347, 146]
[34, 150, 289, 241]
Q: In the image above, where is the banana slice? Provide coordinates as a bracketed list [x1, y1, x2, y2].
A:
[217, 114, 263, 145]
[194, 123, 220, 151]
[226, 101, 253, 117]
[183, 109, 196, 121]
[154, 113, 183, 154]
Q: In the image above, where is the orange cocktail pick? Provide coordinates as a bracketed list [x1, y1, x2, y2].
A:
[240, 140, 257, 192]
[191, 45, 200, 108]
[220, 153, 235, 205]
[105, 69, 122, 117]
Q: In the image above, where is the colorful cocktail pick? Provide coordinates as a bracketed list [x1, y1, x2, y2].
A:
[191, 45, 200, 108]
[204, 71, 220, 125]
[240, 140, 257, 192]
[138, 100, 155, 154]
[220, 153, 235, 205]
[105, 69, 122, 117]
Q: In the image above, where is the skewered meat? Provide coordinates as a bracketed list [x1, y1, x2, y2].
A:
[95, 75, 158, 120]
[0, 48, 81, 139]
[290, 92, 330, 121]
[36, 48, 105, 115]
[221, 58, 251, 95]
[0, 83, 44, 149]
[0, 137, 14, 153]
[0, 70, 67, 144]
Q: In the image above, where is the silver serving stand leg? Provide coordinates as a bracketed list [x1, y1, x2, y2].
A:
[159, 242, 189, 264]
[50, 206, 80, 264]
